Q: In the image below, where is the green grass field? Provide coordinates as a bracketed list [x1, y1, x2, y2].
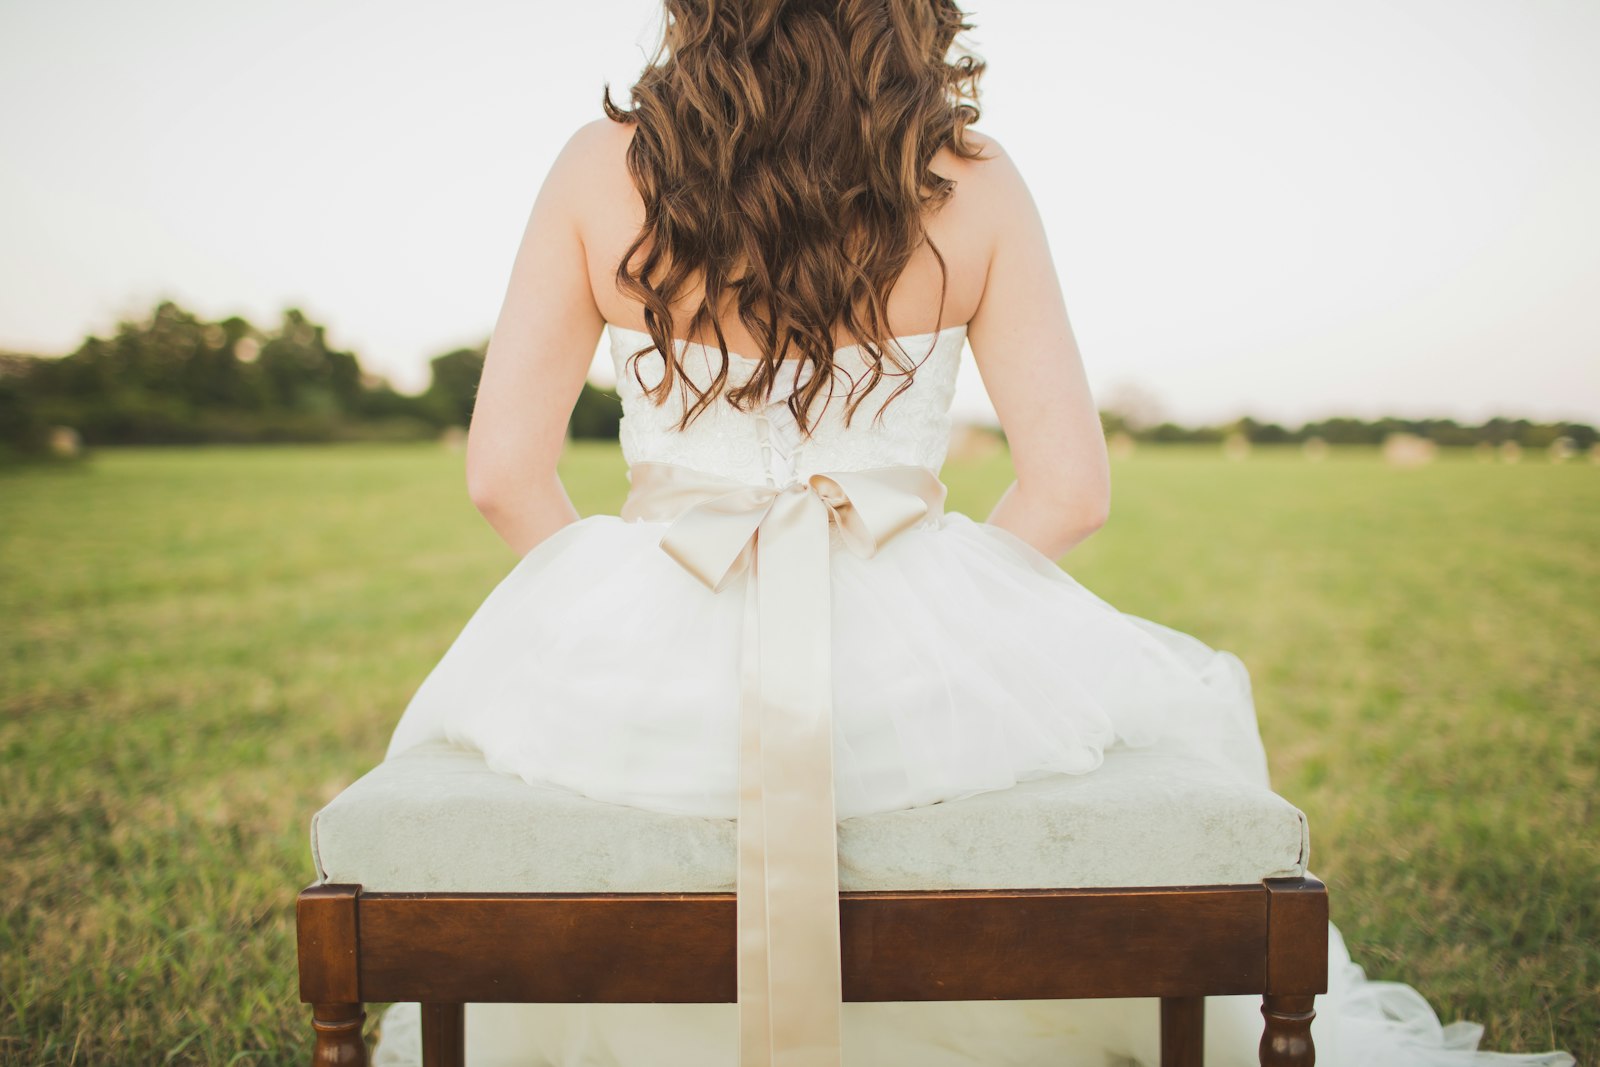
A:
[2, 442, 1595, 1065]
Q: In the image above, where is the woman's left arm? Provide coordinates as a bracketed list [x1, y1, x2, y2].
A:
[465, 123, 609, 556]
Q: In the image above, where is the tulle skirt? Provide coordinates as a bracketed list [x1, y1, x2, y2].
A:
[373, 510, 1575, 1067]
[385, 509, 1272, 815]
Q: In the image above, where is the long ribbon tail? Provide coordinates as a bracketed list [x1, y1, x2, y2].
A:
[737, 565, 772, 1062]
[623, 461, 945, 1067]
[737, 487, 844, 1066]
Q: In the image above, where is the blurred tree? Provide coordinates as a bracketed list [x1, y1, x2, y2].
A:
[0, 300, 432, 447]
[569, 382, 622, 439]
[422, 342, 622, 440]
[0, 355, 47, 453]
[1302, 417, 1380, 445]
[257, 308, 362, 414]
[1559, 422, 1597, 450]
[425, 347, 487, 426]
[3, 297, 1593, 458]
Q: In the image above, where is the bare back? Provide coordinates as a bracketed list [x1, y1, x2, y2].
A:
[469, 116, 1111, 563]
[577, 118, 996, 354]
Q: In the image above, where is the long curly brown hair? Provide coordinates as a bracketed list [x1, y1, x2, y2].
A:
[602, 0, 985, 436]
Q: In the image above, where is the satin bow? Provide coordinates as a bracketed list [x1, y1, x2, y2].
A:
[620, 459, 948, 1067]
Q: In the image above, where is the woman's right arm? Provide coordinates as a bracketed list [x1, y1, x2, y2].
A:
[964, 137, 1111, 561]
[465, 123, 610, 557]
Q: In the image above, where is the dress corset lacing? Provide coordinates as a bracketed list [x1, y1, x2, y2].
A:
[754, 362, 814, 489]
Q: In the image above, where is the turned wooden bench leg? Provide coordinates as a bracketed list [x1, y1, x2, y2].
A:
[1260, 994, 1315, 1066]
[421, 1003, 466, 1067]
[310, 1002, 367, 1066]
[1161, 995, 1204, 1067]
[299, 885, 367, 1065]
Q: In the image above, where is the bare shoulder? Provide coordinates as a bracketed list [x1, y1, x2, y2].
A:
[932, 129, 1032, 218]
[527, 117, 644, 277]
[542, 117, 635, 196]
[931, 128, 1009, 186]
[924, 128, 1033, 292]
[567, 115, 637, 159]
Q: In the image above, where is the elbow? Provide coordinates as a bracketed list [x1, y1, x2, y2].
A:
[1022, 446, 1110, 545]
[1066, 494, 1110, 541]
[1039, 485, 1109, 545]
[467, 483, 502, 522]
[1065, 457, 1112, 538]
[1077, 494, 1110, 536]
[464, 427, 523, 519]
[465, 462, 511, 520]
[467, 453, 560, 522]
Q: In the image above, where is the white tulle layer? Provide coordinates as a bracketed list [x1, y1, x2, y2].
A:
[374, 509, 1575, 1066]
[386, 510, 1272, 817]
[369, 921, 1575, 1066]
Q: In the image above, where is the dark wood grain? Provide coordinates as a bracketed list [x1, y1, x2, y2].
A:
[352, 885, 1270, 1003]
[1265, 877, 1329, 995]
[1161, 996, 1204, 1067]
[1260, 993, 1316, 1066]
[309, 1002, 367, 1067]
[294, 876, 1330, 1062]
[358, 892, 735, 1004]
[420, 1003, 465, 1067]
[840, 886, 1266, 1001]
[297, 884, 361, 1003]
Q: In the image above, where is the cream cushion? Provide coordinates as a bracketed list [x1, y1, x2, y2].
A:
[310, 741, 1308, 893]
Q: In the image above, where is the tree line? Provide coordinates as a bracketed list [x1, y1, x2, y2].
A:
[1, 298, 1592, 458]
[0, 299, 621, 456]
[1099, 411, 1596, 451]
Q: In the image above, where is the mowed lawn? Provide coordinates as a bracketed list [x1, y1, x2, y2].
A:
[1, 442, 1595, 1065]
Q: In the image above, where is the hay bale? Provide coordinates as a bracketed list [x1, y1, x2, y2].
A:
[1382, 432, 1436, 468]
[946, 422, 1005, 463]
[47, 426, 82, 458]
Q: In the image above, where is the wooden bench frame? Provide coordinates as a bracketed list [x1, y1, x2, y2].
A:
[296, 875, 1327, 1066]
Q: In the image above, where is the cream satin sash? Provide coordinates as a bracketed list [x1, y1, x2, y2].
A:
[620, 459, 949, 1067]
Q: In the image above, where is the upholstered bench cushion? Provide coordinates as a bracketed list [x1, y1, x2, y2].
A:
[310, 741, 1308, 893]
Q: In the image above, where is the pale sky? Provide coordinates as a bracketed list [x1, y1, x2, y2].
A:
[2, 0, 1596, 427]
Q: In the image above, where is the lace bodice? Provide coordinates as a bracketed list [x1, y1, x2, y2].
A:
[606, 322, 966, 488]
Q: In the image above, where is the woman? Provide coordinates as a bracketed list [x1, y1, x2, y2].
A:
[371, 2, 1574, 1064]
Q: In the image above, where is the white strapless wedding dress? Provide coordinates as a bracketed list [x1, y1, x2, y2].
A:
[371, 323, 1573, 1067]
